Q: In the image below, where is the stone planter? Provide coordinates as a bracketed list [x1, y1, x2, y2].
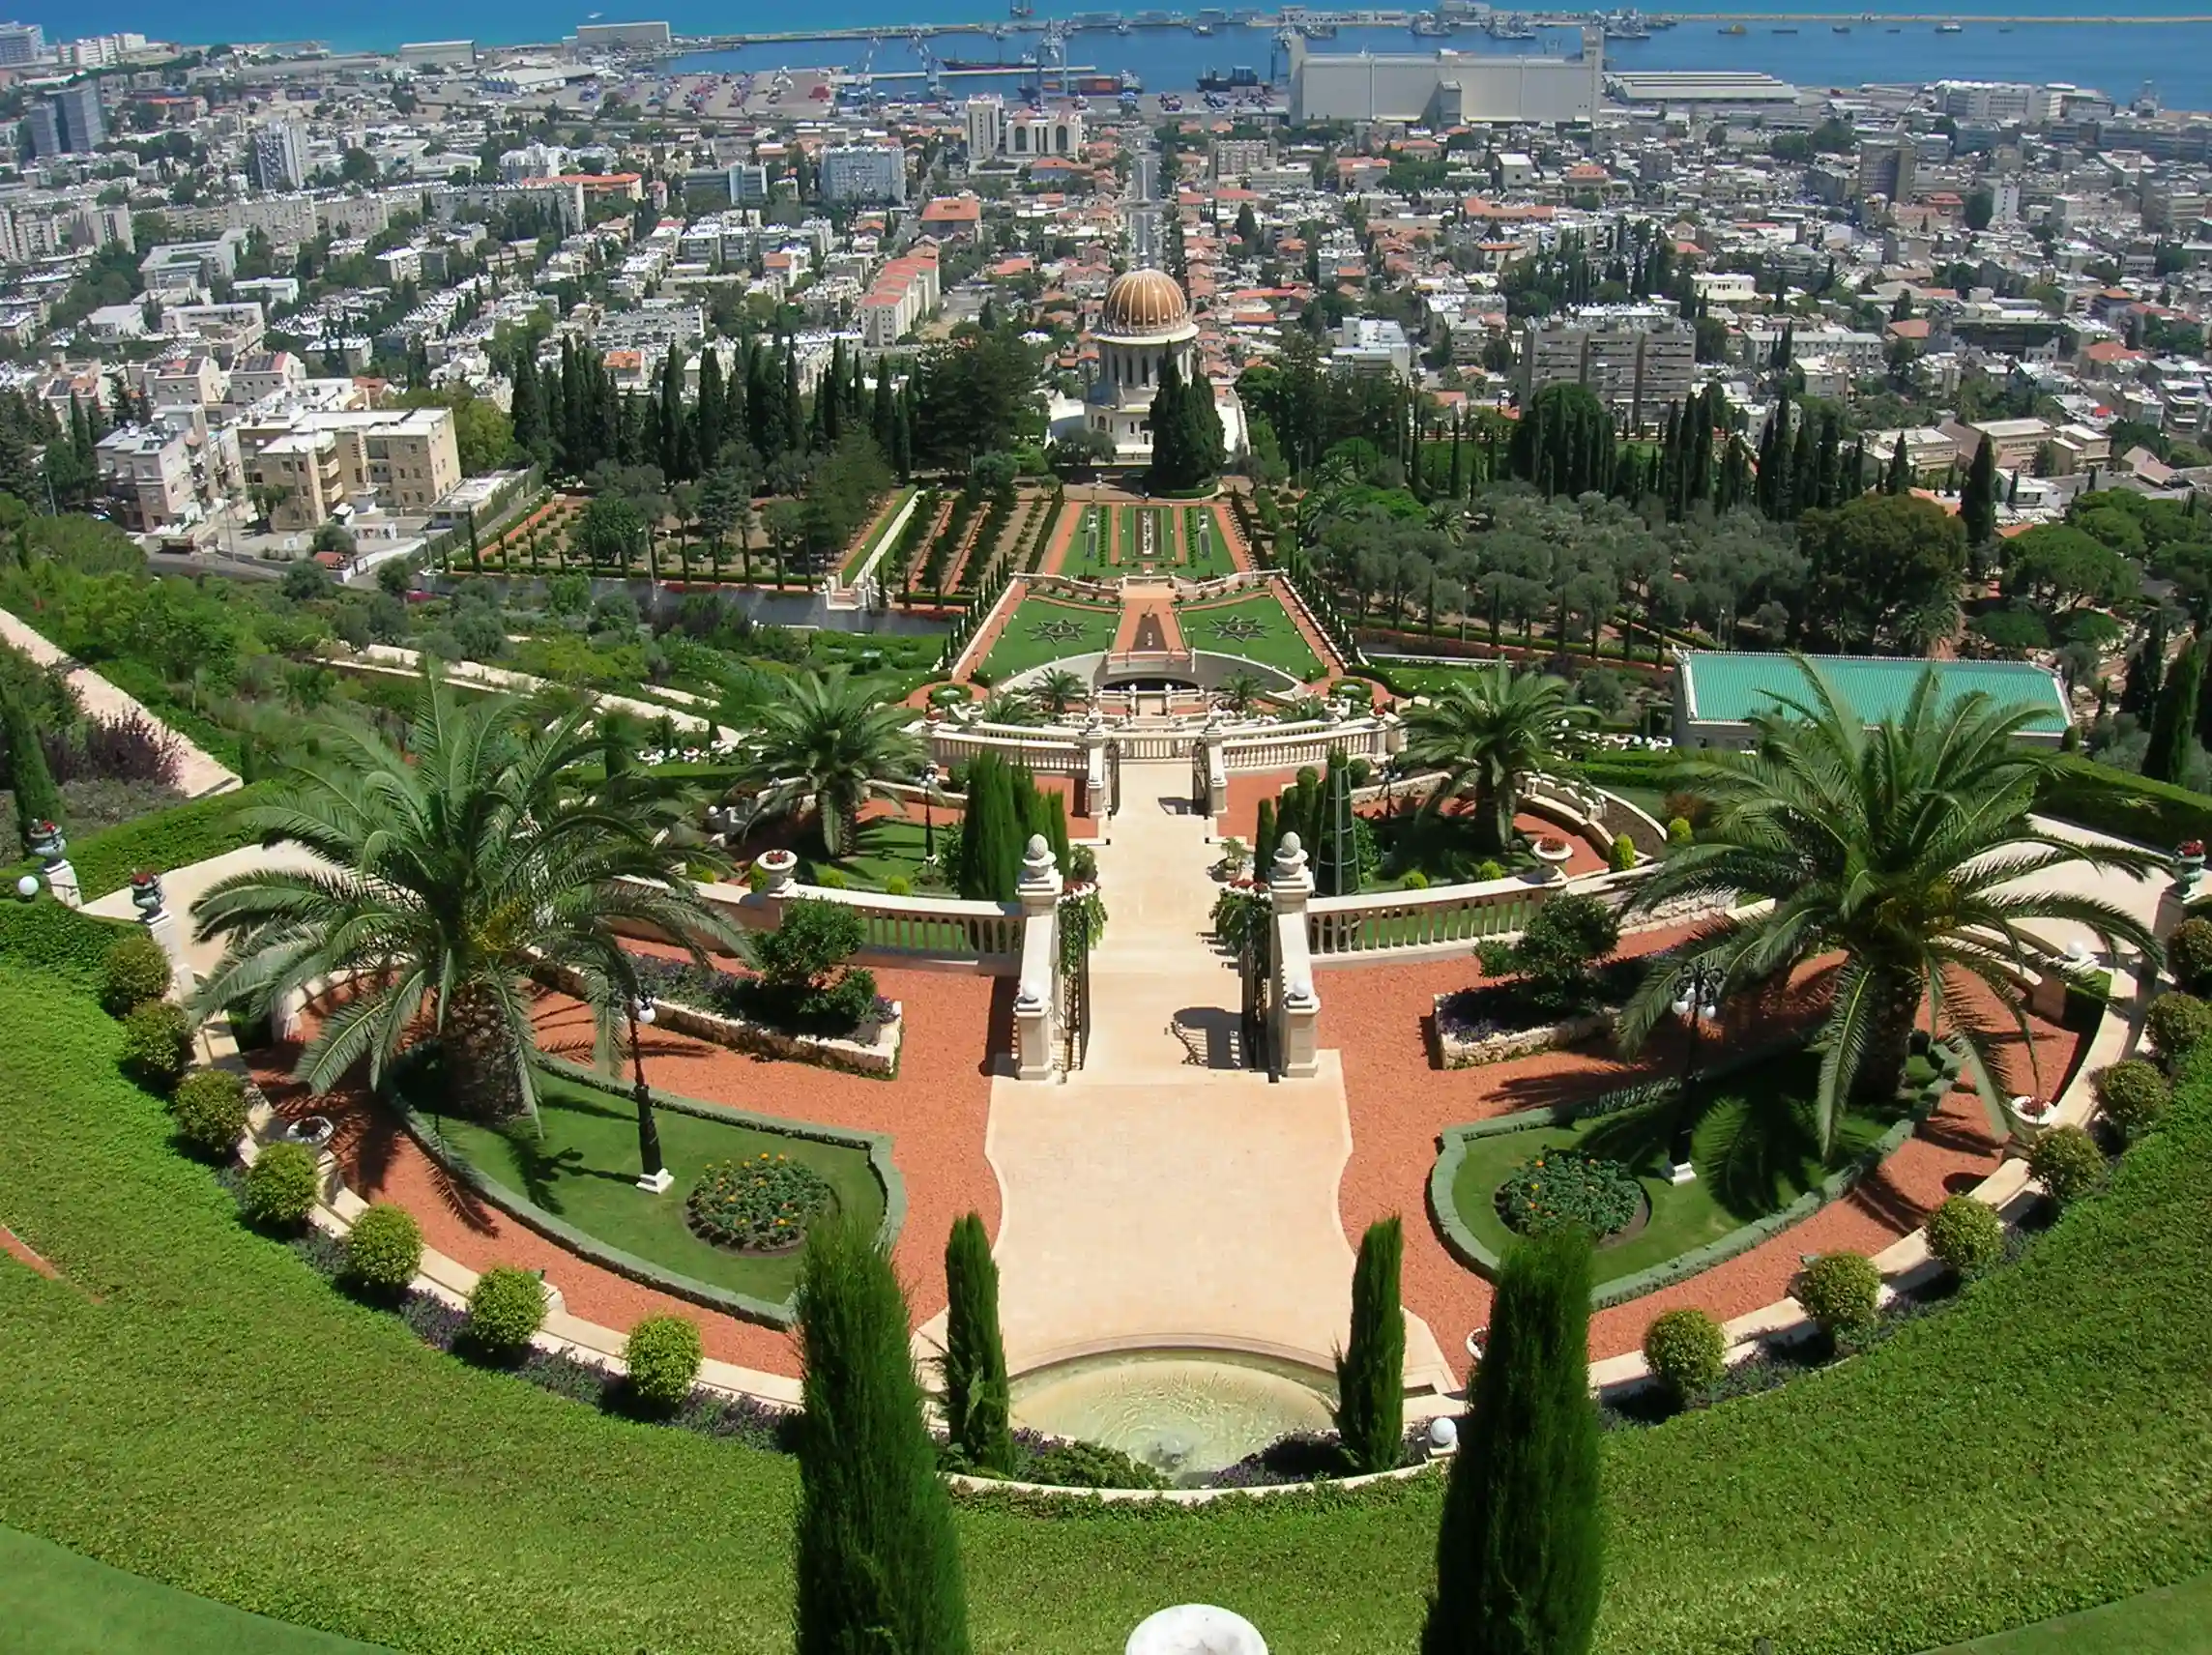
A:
[1432, 999, 1615, 1069]
[652, 993, 903, 1079]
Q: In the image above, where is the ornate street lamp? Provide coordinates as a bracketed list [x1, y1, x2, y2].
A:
[919, 762, 941, 861]
[1668, 960, 1725, 1184]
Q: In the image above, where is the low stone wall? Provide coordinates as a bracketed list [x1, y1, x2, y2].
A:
[1432, 1002, 1614, 1069]
[651, 993, 902, 1079]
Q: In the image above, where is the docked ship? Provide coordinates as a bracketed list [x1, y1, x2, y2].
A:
[1489, 14, 1535, 39]
[1718, 21, 1745, 34]
[1937, 20, 1964, 31]
[1197, 63, 1265, 89]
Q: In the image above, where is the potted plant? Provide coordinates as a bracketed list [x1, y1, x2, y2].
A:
[2180, 840, 2205, 879]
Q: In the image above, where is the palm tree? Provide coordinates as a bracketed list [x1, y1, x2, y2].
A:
[1033, 668, 1089, 719]
[1617, 660, 2159, 1152]
[979, 688, 1044, 727]
[190, 672, 745, 1122]
[732, 669, 924, 859]
[1216, 671, 1268, 715]
[1400, 664, 1593, 857]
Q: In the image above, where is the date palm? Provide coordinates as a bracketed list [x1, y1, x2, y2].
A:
[1216, 671, 1267, 715]
[733, 668, 923, 859]
[1400, 663, 1592, 856]
[190, 672, 745, 1122]
[979, 688, 1044, 727]
[1033, 668, 1089, 718]
[1618, 659, 2159, 1151]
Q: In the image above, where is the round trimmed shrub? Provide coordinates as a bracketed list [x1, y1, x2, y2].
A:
[465, 1265, 546, 1353]
[1610, 832, 1637, 872]
[169, 1066, 247, 1159]
[2167, 915, 2212, 995]
[1666, 816, 1693, 846]
[1924, 1195, 2004, 1278]
[685, 1153, 835, 1253]
[2145, 992, 2212, 1068]
[884, 874, 912, 896]
[1795, 1252, 1881, 1334]
[100, 933, 171, 1016]
[2093, 1059, 2171, 1139]
[1400, 868, 1429, 890]
[1473, 858, 1507, 881]
[2026, 1125, 2105, 1206]
[1642, 1307, 1727, 1403]
[624, 1314, 704, 1410]
[1498, 1148, 1643, 1239]
[119, 1000, 194, 1093]
[241, 1141, 321, 1230]
[342, 1203, 423, 1292]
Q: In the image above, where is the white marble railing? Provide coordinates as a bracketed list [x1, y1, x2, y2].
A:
[1221, 720, 1394, 773]
[921, 725, 1089, 775]
[1306, 873, 1554, 956]
[700, 858, 1025, 966]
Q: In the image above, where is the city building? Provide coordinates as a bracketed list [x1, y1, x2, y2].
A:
[964, 96, 1005, 161]
[249, 122, 309, 192]
[1855, 136, 1917, 205]
[237, 404, 462, 531]
[0, 20, 43, 64]
[1331, 316, 1415, 382]
[858, 250, 942, 348]
[1288, 30, 1604, 125]
[1519, 305, 1695, 432]
[139, 233, 251, 299]
[571, 19, 671, 48]
[94, 425, 195, 531]
[1004, 107, 1085, 160]
[27, 81, 104, 158]
[820, 144, 907, 206]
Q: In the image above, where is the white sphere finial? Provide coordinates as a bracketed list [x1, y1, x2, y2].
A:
[1126, 1605, 1268, 1655]
[15, 873, 37, 899]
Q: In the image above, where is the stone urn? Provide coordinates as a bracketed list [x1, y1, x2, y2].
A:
[1126, 1605, 1268, 1655]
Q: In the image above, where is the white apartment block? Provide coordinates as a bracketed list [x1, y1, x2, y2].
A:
[237, 403, 463, 532]
[859, 253, 941, 348]
[250, 122, 309, 192]
[820, 144, 907, 206]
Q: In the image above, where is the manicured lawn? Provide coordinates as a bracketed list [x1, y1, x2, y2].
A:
[1179, 591, 1324, 682]
[1447, 1051, 1897, 1288]
[977, 594, 1121, 680]
[427, 1074, 887, 1304]
[4, 849, 2212, 1654]
[1936, 1573, 2212, 1652]
[839, 486, 918, 579]
[1066, 506, 1112, 573]
[0, 1526, 383, 1654]
[799, 816, 938, 891]
[1179, 506, 1237, 578]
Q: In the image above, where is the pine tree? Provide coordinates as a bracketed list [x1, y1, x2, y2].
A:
[1, 682, 61, 856]
[1335, 1215, 1406, 1475]
[794, 1213, 972, 1655]
[1962, 434, 1999, 547]
[1423, 1230, 1603, 1655]
[941, 1212, 1016, 1475]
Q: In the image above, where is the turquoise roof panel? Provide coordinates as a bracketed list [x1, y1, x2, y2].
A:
[1680, 653, 2068, 734]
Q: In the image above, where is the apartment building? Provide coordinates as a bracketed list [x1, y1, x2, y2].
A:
[238, 404, 462, 531]
[250, 121, 309, 192]
[820, 144, 907, 206]
[1854, 136, 1917, 204]
[0, 21, 44, 64]
[27, 82, 103, 158]
[139, 232, 251, 298]
[859, 251, 942, 348]
[1519, 305, 1695, 432]
[95, 425, 196, 531]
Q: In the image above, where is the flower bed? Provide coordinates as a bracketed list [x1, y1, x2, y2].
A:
[603, 953, 903, 1078]
[685, 1154, 837, 1254]
[1497, 1147, 1644, 1238]
[1433, 998, 1615, 1068]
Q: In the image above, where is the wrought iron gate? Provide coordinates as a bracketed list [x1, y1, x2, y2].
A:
[1238, 912, 1272, 1076]
[1106, 738, 1122, 817]
[1062, 900, 1092, 1071]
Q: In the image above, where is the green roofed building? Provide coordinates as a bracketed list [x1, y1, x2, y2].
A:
[1673, 652, 2071, 750]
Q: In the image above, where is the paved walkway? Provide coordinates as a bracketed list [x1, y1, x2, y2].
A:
[344, 645, 742, 744]
[983, 760, 1454, 1392]
[0, 607, 239, 799]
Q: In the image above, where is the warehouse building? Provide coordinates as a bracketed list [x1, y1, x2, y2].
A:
[1673, 653, 2070, 750]
[1288, 30, 1603, 126]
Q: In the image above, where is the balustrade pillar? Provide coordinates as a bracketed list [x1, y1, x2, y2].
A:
[1268, 834, 1321, 1080]
[1013, 835, 1062, 1081]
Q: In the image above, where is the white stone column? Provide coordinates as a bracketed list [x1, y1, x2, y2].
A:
[1084, 716, 1110, 819]
[1013, 834, 1062, 1082]
[1267, 833, 1321, 1080]
[1202, 719, 1228, 823]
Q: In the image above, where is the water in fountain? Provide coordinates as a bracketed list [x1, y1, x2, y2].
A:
[1011, 1350, 1336, 1484]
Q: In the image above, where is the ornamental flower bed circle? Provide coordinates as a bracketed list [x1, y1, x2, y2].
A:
[684, 1153, 836, 1254]
[1497, 1147, 1644, 1239]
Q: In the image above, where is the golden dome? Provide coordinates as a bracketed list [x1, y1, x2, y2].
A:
[1097, 267, 1192, 336]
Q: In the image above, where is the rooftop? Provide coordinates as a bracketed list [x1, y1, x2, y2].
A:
[1678, 652, 2068, 735]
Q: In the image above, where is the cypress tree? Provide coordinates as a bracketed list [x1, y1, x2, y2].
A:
[1962, 434, 1998, 547]
[1254, 796, 1278, 870]
[2, 682, 60, 855]
[941, 1211, 1016, 1475]
[2121, 613, 2166, 722]
[1423, 1230, 1603, 1655]
[782, 343, 805, 456]
[1017, 768, 1071, 873]
[794, 1213, 972, 1655]
[1885, 433, 1911, 496]
[2145, 632, 2203, 784]
[1315, 750, 1358, 897]
[695, 346, 725, 472]
[1335, 1215, 1406, 1475]
[872, 362, 895, 450]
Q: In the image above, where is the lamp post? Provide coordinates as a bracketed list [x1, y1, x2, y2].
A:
[1668, 960, 1724, 1185]
[629, 993, 673, 1194]
[919, 762, 942, 861]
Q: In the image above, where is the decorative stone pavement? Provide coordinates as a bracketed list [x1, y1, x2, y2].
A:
[982, 760, 1457, 1397]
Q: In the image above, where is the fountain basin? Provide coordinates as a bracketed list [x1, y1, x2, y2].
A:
[1010, 1349, 1337, 1484]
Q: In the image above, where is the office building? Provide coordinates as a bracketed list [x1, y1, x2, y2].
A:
[27, 81, 103, 158]
[820, 144, 907, 206]
[249, 121, 308, 192]
[0, 20, 42, 64]
[1520, 305, 1695, 432]
[964, 96, 1004, 160]
[1855, 135, 1917, 204]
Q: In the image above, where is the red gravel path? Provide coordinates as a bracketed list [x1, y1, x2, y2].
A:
[1219, 777, 1607, 878]
[1322, 942, 2086, 1368]
[251, 969, 1003, 1379]
[1114, 592, 1183, 653]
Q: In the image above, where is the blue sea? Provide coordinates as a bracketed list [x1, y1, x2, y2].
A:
[24, 0, 2212, 110]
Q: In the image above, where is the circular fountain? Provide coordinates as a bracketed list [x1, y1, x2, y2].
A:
[1009, 1350, 1337, 1484]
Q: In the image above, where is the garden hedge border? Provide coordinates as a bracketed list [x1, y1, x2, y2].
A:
[393, 1052, 905, 1329]
[1427, 1038, 1964, 1309]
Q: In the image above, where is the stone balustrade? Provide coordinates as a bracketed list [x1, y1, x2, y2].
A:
[707, 852, 1026, 969]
